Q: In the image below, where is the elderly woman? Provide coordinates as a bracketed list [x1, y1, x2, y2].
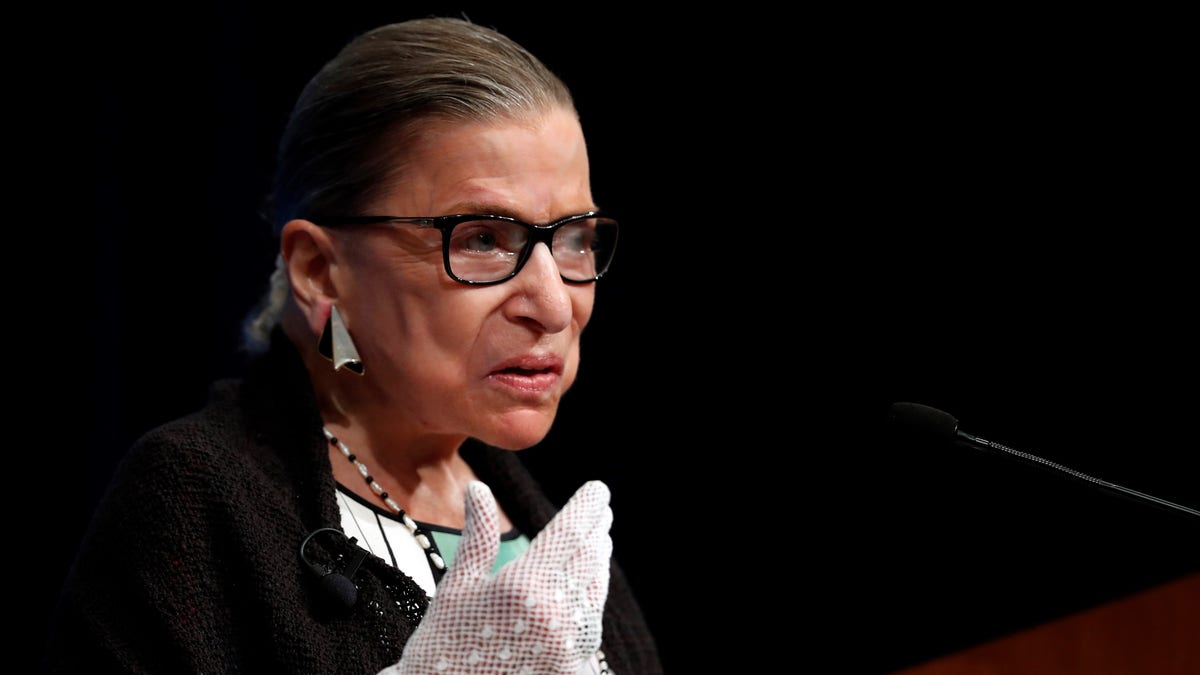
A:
[45, 16, 662, 675]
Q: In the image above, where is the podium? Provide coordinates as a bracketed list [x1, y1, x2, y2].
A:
[892, 571, 1200, 674]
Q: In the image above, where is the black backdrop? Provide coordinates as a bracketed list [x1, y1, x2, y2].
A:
[33, 4, 1198, 673]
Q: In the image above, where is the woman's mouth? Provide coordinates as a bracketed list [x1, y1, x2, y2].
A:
[488, 356, 564, 395]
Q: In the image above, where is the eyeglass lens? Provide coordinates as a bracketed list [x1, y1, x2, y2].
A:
[446, 216, 617, 282]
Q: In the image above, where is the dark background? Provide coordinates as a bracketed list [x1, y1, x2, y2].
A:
[31, 4, 1197, 673]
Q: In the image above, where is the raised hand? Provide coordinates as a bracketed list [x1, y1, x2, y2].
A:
[382, 480, 613, 675]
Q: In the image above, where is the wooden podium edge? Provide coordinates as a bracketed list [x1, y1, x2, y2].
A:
[892, 570, 1200, 674]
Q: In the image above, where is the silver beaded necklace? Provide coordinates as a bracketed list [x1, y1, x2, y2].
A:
[323, 426, 447, 581]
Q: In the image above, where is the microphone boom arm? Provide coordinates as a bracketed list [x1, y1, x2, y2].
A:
[957, 430, 1200, 520]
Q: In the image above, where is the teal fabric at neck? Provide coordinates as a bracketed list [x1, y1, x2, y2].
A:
[427, 527, 531, 573]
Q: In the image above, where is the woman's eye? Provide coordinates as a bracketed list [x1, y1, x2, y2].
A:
[462, 230, 498, 252]
[453, 221, 524, 254]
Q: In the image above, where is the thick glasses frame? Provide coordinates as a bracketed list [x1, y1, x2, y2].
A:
[315, 211, 618, 285]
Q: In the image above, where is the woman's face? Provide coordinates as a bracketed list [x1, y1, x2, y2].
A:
[329, 108, 598, 450]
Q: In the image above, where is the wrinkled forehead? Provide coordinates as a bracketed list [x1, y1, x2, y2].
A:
[371, 107, 592, 218]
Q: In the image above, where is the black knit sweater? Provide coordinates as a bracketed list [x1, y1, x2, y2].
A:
[44, 330, 662, 674]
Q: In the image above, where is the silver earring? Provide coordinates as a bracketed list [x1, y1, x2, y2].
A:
[318, 305, 364, 375]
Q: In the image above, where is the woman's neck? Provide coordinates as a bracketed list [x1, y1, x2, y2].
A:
[322, 419, 476, 528]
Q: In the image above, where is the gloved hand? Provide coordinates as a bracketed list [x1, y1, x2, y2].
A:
[381, 480, 613, 675]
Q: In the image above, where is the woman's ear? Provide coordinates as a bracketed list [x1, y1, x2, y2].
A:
[280, 219, 337, 336]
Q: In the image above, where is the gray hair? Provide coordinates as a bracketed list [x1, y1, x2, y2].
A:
[242, 16, 577, 353]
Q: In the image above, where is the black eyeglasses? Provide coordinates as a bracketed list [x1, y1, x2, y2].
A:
[316, 211, 618, 285]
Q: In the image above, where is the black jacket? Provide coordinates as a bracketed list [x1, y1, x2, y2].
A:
[44, 329, 662, 674]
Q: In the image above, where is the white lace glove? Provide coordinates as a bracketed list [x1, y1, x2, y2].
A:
[380, 480, 613, 675]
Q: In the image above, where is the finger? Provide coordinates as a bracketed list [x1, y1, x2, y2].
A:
[569, 505, 612, 659]
[447, 480, 501, 580]
[582, 511, 613, 611]
[523, 480, 611, 568]
[563, 503, 612, 587]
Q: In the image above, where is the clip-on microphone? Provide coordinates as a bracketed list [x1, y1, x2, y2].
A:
[299, 527, 369, 612]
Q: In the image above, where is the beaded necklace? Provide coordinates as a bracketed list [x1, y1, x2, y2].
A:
[324, 426, 447, 582]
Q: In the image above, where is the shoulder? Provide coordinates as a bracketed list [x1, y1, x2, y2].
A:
[86, 380, 246, 526]
[103, 370, 320, 530]
[119, 378, 251, 480]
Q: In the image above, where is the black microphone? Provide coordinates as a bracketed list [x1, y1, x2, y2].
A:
[300, 528, 369, 612]
[887, 401, 1200, 520]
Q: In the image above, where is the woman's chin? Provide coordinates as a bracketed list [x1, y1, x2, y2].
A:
[478, 411, 557, 450]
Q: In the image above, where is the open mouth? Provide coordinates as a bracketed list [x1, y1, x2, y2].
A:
[501, 366, 551, 375]
[489, 357, 563, 394]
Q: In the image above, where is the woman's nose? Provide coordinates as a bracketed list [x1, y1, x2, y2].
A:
[506, 242, 573, 332]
